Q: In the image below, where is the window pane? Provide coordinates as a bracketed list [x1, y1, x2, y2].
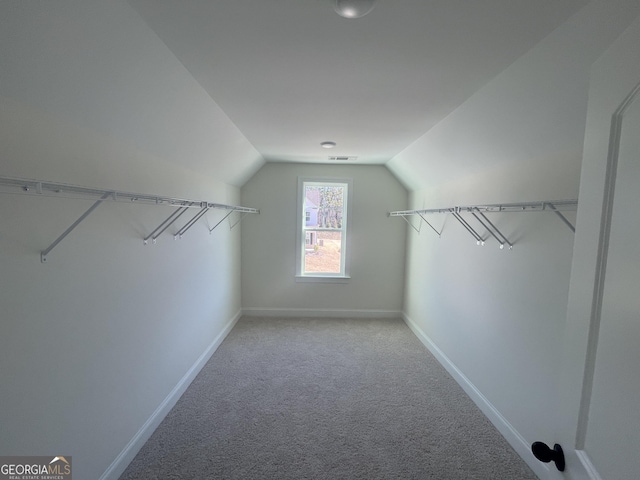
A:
[304, 231, 342, 274]
[305, 185, 344, 229]
[300, 181, 348, 277]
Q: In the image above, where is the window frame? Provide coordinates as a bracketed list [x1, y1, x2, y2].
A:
[295, 176, 353, 283]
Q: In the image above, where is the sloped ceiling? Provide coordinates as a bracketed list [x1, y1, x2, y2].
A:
[129, 0, 589, 170]
[0, 1, 265, 188]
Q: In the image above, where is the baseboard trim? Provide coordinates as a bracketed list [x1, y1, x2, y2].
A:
[242, 307, 403, 319]
[402, 312, 550, 480]
[99, 310, 242, 480]
[576, 450, 603, 480]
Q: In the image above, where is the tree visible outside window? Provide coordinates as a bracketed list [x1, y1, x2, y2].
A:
[297, 178, 351, 279]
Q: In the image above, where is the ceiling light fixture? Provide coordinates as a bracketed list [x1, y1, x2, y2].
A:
[321, 141, 337, 149]
[334, 0, 376, 19]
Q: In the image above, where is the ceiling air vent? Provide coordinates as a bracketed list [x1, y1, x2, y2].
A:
[328, 156, 357, 161]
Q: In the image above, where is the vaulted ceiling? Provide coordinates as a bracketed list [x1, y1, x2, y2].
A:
[129, 0, 589, 166]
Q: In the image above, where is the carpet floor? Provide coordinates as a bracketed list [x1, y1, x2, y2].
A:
[119, 317, 538, 479]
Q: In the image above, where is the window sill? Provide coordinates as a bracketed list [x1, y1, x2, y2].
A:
[295, 275, 351, 284]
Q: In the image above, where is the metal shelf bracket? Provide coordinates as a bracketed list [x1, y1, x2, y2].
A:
[417, 212, 442, 237]
[452, 208, 485, 246]
[546, 202, 575, 233]
[41, 192, 112, 263]
[143, 204, 193, 245]
[470, 208, 513, 250]
[209, 210, 235, 234]
[399, 214, 422, 234]
[175, 205, 209, 239]
[388, 211, 441, 236]
[230, 211, 249, 230]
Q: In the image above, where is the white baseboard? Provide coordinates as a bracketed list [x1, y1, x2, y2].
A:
[242, 307, 403, 318]
[99, 310, 242, 480]
[575, 450, 603, 480]
[402, 312, 551, 480]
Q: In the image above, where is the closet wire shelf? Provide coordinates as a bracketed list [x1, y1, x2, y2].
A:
[0, 175, 259, 262]
[389, 199, 578, 249]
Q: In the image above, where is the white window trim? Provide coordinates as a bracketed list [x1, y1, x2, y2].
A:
[295, 176, 353, 282]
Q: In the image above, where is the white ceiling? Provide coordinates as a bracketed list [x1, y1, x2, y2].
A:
[129, 0, 589, 166]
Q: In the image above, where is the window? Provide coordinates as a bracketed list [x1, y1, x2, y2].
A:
[296, 178, 352, 281]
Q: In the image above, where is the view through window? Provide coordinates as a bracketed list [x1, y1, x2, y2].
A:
[301, 181, 348, 276]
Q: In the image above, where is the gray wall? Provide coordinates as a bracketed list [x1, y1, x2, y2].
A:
[387, 1, 640, 478]
[241, 163, 407, 316]
[0, 2, 259, 479]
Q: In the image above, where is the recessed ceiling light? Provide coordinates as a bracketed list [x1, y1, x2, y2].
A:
[321, 141, 337, 149]
[334, 0, 376, 19]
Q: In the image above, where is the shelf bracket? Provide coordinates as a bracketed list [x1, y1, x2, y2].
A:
[451, 209, 484, 245]
[471, 208, 513, 250]
[230, 211, 249, 230]
[546, 202, 575, 233]
[41, 191, 111, 263]
[175, 204, 209, 239]
[416, 212, 442, 237]
[399, 214, 422, 233]
[209, 210, 235, 234]
[144, 206, 188, 245]
[144, 204, 193, 245]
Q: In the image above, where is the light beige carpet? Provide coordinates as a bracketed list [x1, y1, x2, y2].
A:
[119, 317, 537, 479]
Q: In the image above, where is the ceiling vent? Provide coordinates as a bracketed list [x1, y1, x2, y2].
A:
[328, 156, 357, 161]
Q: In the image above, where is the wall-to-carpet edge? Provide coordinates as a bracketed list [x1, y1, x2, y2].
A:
[402, 312, 552, 480]
[242, 308, 403, 319]
[100, 310, 242, 480]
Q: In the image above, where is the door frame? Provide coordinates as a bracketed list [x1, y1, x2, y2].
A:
[557, 18, 640, 480]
